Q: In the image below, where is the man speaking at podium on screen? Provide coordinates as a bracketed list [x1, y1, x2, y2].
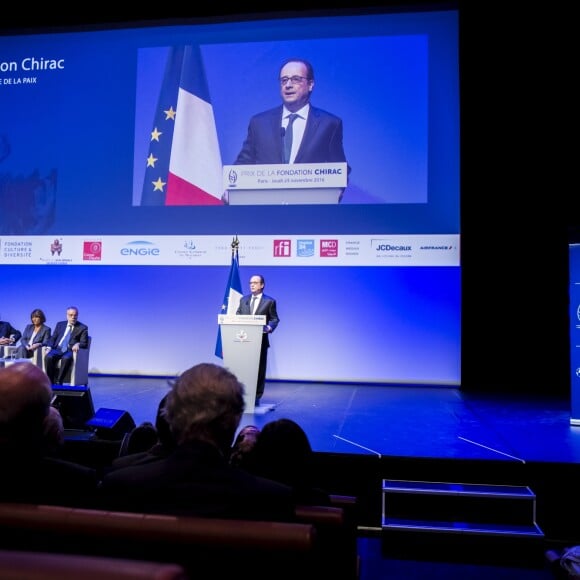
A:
[234, 58, 350, 173]
[236, 275, 279, 407]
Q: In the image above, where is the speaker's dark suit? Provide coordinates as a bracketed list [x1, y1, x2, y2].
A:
[236, 293, 279, 403]
[234, 105, 349, 167]
[43, 320, 89, 384]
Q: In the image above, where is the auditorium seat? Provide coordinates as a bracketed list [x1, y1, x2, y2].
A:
[0, 345, 42, 368]
[0, 549, 188, 580]
[0, 503, 321, 580]
[296, 500, 360, 580]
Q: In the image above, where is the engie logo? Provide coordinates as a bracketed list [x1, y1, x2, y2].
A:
[273, 240, 291, 257]
[320, 239, 338, 257]
[83, 241, 102, 261]
[120, 241, 160, 256]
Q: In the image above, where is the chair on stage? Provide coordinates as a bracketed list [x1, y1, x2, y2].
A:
[0, 345, 18, 361]
[1, 345, 42, 367]
[42, 336, 92, 386]
[31, 346, 44, 368]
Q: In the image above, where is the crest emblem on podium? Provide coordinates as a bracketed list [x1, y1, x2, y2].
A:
[235, 330, 249, 343]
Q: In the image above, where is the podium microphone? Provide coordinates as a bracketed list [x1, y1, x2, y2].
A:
[280, 127, 285, 138]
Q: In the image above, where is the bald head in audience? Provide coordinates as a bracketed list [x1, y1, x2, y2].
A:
[0, 362, 53, 453]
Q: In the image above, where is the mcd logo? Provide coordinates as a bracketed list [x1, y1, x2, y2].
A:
[320, 239, 338, 257]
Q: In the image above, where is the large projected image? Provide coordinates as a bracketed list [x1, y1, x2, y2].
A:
[133, 34, 428, 207]
[0, 9, 457, 237]
[0, 6, 461, 386]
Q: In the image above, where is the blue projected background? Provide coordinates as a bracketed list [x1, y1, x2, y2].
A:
[0, 6, 461, 385]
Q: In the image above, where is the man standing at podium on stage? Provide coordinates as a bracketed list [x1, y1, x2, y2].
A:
[233, 58, 350, 170]
[236, 275, 279, 406]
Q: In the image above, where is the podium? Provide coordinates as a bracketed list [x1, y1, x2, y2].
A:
[223, 162, 347, 205]
[218, 314, 266, 414]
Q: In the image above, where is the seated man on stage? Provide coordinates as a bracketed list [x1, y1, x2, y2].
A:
[0, 315, 22, 359]
[43, 306, 89, 385]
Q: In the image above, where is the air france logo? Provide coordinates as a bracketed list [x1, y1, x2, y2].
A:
[120, 240, 160, 257]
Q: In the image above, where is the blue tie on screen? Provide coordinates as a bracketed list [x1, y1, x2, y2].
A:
[284, 113, 298, 163]
[250, 296, 256, 314]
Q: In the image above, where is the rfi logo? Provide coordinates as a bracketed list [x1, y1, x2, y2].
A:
[273, 240, 291, 257]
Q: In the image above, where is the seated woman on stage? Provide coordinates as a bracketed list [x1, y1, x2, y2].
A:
[15, 308, 51, 360]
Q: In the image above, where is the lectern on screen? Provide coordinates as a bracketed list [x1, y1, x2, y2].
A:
[223, 163, 348, 205]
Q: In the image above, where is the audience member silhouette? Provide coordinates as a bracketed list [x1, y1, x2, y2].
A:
[99, 363, 296, 521]
[242, 418, 331, 506]
[108, 393, 176, 471]
[0, 362, 99, 506]
[120, 421, 159, 456]
[229, 424, 261, 468]
[43, 405, 65, 456]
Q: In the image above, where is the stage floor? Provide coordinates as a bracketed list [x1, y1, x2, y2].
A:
[86, 376, 580, 465]
[61, 376, 580, 547]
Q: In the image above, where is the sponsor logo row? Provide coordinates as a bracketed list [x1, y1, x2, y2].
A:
[0, 236, 459, 266]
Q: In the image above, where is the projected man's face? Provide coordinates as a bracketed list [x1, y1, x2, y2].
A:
[279, 61, 313, 112]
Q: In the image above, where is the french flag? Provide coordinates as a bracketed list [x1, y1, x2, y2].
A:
[215, 238, 243, 359]
[141, 45, 223, 206]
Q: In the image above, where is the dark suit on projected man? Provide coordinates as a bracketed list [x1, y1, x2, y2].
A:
[43, 306, 89, 385]
[234, 58, 349, 172]
[236, 275, 279, 406]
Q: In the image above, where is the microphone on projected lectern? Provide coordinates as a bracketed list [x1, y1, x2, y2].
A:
[280, 127, 285, 138]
